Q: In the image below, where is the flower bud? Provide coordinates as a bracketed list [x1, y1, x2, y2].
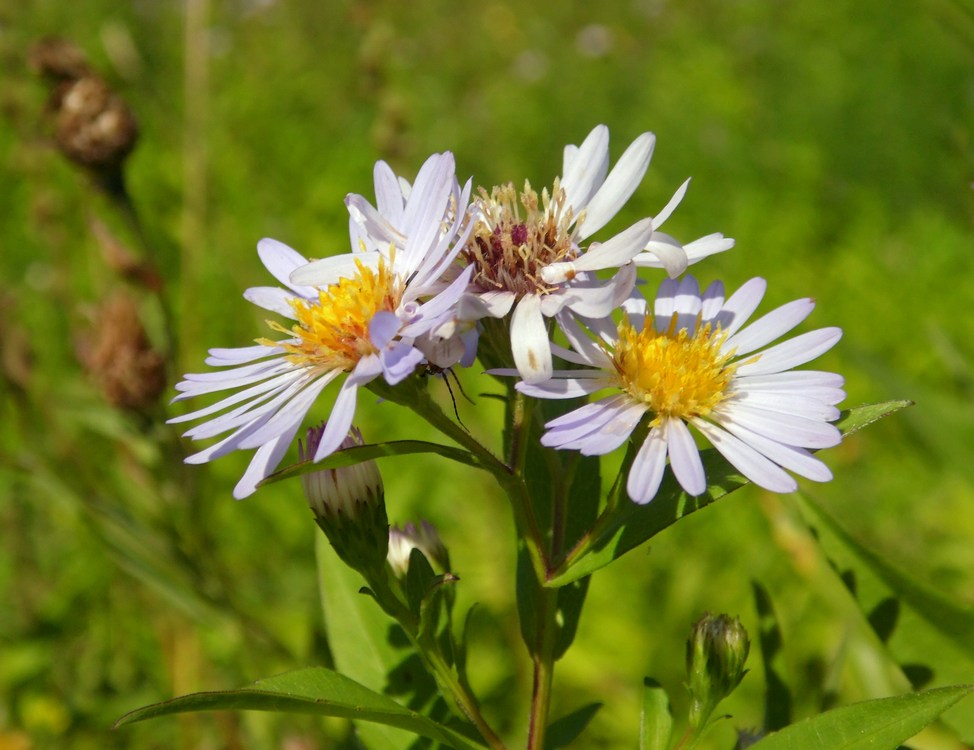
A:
[686, 613, 750, 729]
[300, 426, 388, 574]
[387, 520, 449, 578]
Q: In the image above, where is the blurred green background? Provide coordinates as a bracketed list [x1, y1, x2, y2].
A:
[2, 0, 973, 747]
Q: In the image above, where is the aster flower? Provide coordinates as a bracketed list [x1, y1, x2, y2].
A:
[169, 152, 473, 499]
[513, 275, 845, 504]
[460, 124, 692, 383]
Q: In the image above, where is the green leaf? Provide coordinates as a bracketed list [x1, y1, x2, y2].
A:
[752, 582, 792, 732]
[545, 702, 601, 750]
[114, 667, 481, 749]
[316, 534, 435, 749]
[748, 684, 973, 750]
[800, 496, 974, 741]
[547, 401, 911, 587]
[260, 440, 481, 487]
[639, 678, 672, 750]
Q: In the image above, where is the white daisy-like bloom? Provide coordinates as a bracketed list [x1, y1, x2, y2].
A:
[459, 124, 695, 383]
[170, 152, 474, 499]
[512, 275, 845, 504]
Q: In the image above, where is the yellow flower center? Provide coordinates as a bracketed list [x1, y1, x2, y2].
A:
[261, 257, 402, 372]
[611, 315, 736, 423]
[462, 180, 579, 297]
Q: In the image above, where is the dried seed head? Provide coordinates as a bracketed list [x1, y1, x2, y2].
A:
[80, 292, 166, 410]
[54, 76, 138, 171]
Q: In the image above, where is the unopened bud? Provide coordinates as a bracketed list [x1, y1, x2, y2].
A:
[54, 76, 138, 173]
[300, 426, 388, 574]
[387, 520, 449, 578]
[686, 613, 750, 729]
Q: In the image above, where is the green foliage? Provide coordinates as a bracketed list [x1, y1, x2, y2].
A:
[2, 0, 973, 747]
[114, 667, 482, 749]
[748, 685, 974, 750]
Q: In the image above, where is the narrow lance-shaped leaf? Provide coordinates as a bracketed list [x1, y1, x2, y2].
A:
[752, 582, 792, 732]
[748, 684, 973, 750]
[544, 702, 602, 750]
[800, 495, 974, 742]
[260, 440, 482, 487]
[546, 401, 912, 587]
[114, 667, 483, 750]
[316, 534, 434, 749]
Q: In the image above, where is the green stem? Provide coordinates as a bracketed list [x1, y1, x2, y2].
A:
[526, 586, 558, 750]
[405, 385, 551, 583]
[366, 567, 507, 749]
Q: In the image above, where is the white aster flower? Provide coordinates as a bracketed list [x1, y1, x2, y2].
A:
[514, 275, 845, 504]
[460, 124, 693, 383]
[170, 152, 473, 499]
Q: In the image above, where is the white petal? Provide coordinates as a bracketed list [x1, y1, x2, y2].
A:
[571, 218, 654, 273]
[232, 431, 296, 499]
[373, 160, 405, 225]
[313, 380, 360, 461]
[576, 132, 655, 238]
[692, 419, 798, 493]
[637, 233, 689, 278]
[667, 417, 706, 495]
[653, 178, 690, 229]
[516, 376, 609, 399]
[563, 264, 637, 318]
[289, 251, 382, 287]
[685, 233, 734, 264]
[734, 327, 842, 376]
[724, 390, 840, 421]
[205, 344, 282, 366]
[236, 375, 333, 450]
[510, 294, 552, 384]
[627, 422, 668, 504]
[706, 417, 833, 482]
[243, 287, 298, 319]
[714, 403, 841, 449]
[714, 278, 767, 338]
[723, 298, 815, 357]
[561, 125, 610, 210]
[257, 238, 317, 296]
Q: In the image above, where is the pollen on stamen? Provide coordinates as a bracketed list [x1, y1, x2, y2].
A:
[611, 318, 736, 422]
[463, 179, 580, 297]
[259, 258, 402, 373]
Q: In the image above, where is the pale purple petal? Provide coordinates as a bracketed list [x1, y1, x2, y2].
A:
[380, 341, 424, 385]
[369, 311, 401, 349]
[169, 369, 310, 426]
[699, 280, 726, 323]
[346, 193, 405, 246]
[666, 417, 706, 495]
[734, 327, 842, 376]
[673, 276, 702, 333]
[236, 375, 333, 450]
[653, 277, 680, 331]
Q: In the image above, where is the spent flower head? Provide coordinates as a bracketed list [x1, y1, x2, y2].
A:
[509, 275, 845, 503]
[169, 151, 472, 497]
